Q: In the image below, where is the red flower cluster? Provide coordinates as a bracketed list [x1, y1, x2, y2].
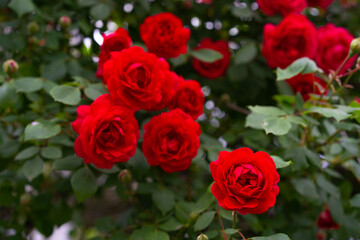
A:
[73, 14, 204, 173]
[192, 38, 231, 79]
[210, 148, 280, 215]
[258, 0, 334, 16]
[262, 14, 355, 99]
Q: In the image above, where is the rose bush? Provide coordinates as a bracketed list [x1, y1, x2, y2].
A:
[1, 1, 360, 240]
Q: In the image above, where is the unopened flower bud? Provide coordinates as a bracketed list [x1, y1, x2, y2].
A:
[20, 193, 31, 205]
[118, 169, 132, 183]
[197, 233, 209, 240]
[2, 59, 19, 75]
[27, 21, 39, 34]
[59, 16, 71, 29]
[350, 38, 360, 56]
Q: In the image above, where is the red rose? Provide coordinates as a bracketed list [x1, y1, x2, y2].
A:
[286, 74, 327, 100]
[96, 28, 132, 81]
[307, 0, 334, 9]
[257, 0, 307, 16]
[103, 46, 176, 111]
[72, 94, 140, 169]
[142, 109, 201, 173]
[140, 12, 190, 59]
[192, 38, 231, 79]
[262, 14, 317, 69]
[317, 208, 340, 229]
[210, 148, 280, 215]
[167, 77, 204, 120]
[315, 24, 355, 74]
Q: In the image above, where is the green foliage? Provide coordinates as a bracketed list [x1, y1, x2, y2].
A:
[1, 0, 360, 239]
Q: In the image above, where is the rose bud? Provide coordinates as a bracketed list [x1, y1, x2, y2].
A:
[197, 233, 209, 240]
[20, 193, 32, 205]
[59, 16, 71, 29]
[27, 21, 39, 34]
[350, 38, 360, 56]
[2, 59, 19, 75]
[316, 208, 340, 229]
[118, 169, 132, 183]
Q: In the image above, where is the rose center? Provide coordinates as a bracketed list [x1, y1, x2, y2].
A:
[96, 119, 125, 149]
[126, 63, 151, 88]
[110, 41, 125, 51]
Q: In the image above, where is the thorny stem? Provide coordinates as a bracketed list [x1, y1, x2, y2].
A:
[226, 102, 250, 115]
[217, 205, 229, 240]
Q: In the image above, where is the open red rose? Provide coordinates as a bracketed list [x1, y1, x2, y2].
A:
[140, 12, 190, 59]
[72, 94, 140, 169]
[96, 28, 132, 81]
[142, 109, 201, 173]
[286, 74, 327, 100]
[103, 46, 176, 111]
[307, 0, 334, 9]
[257, 0, 307, 16]
[167, 78, 204, 120]
[317, 208, 340, 229]
[262, 14, 317, 69]
[210, 148, 280, 215]
[315, 24, 355, 74]
[192, 38, 231, 79]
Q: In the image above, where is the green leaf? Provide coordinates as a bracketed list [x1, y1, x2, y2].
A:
[23, 157, 44, 180]
[90, 3, 111, 20]
[130, 226, 155, 240]
[307, 107, 350, 122]
[262, 117, 292, 136]
[175, 201, 195, 224]
[95, 217, 116, 233]
[248, 106, 287, 116]
[71, 167, 98, 203]
[270, 155, 292, 169]
[193, 192, 215, 215]
[291, 178, 319, 201]
[234, 42, 257, 65]
[245, 113, 268, 129]
[350, 194, 360, 208]
[15, 146, 40, 161]
[77, 0, 97, 7]
[224, 228, 238, 235]
[329, 196, 345, 223]
[8, 0, 36, 17]
[24, 119, 61, 141]
[286, 116, 307, 127]
[316, 175, 340, 198]
[146, 230, 170, 240]
[250, 233, 290, 240]
[14, 77, 43, 93]
[53, 155, 83, 170]
[152, 189, 175, 215]
[194, 211, 215, 231]
[159, 218, 183, 232]
[190, 49, 224, 63]
[50, 85, 81, 105]
[276, 57, 318, 81]
[40, 146, 62, 159]
[128, 148, 150, 174]
[84, 88, 103, 100]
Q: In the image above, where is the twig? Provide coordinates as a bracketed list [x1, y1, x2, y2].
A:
[217, 205, 229, 240]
